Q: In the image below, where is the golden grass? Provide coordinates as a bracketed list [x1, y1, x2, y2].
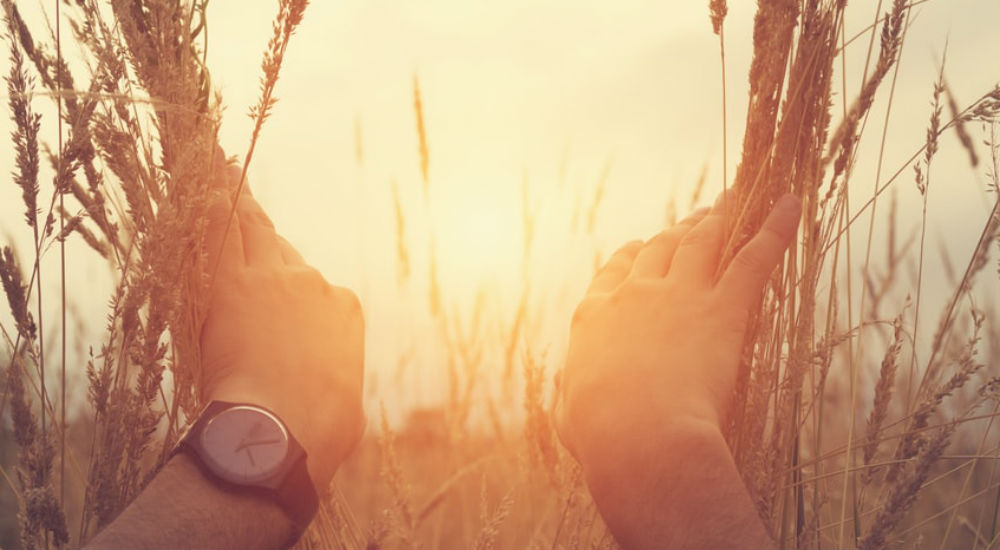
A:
[2, 1, 1000, 549]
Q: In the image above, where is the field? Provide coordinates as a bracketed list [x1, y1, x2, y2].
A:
[2, 0, 1000, 548]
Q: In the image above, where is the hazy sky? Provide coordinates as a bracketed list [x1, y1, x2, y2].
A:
[2, 1, 999, 413]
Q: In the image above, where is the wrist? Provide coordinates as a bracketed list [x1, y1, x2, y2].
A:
[578, 416, 772, 549]
[580, 414, 725, 498]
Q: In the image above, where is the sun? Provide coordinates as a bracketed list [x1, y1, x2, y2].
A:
[432, 185, 524, 298]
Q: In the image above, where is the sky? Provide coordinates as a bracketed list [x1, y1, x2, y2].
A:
[2, 0, 1000, 416]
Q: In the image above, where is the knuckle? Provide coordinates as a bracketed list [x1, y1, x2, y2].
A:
[731, 247, 767, 277]
[681, 206, 712, 223]
[571, 297, 599, 326]
[603, 258, 629, 275]
[604, 241, 642, 264]
[612, 278, 654, 303]
[334, 287, 364, 320]
[649, 228, 674, 243]
[278, 236, 301, 256]
[645, 227, 679, 249]
[236, 197, 272, 226]
[679, 226, 721, 248]
[594, 257, 632, 282]
[274, 267, 326, 297]
[619, 239, 644, 253]
[223, 164, 243, 185]
[252, 211, 275, 228]
[289, 265, 326, 287]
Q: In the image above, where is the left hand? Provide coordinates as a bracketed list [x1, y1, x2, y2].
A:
[199, 160, 366, 493]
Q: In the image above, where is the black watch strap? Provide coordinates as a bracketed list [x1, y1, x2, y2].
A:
[276, 450, 320, 539]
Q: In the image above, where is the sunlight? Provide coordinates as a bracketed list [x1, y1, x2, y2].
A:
[432, 185, 523, 297]
[4, 1, 999, 547]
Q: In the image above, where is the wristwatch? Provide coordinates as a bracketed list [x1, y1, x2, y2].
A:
[175, 400, 319, 541]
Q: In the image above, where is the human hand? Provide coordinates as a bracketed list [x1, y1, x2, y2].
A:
[554, 193, 800, 477]
[199, 160, 365, 492]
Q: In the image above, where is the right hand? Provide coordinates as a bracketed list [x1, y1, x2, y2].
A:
[554, 193, 801, 477]
[200, 159, 366, 493]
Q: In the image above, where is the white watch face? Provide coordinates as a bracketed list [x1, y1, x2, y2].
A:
[200, 406, 290, 484]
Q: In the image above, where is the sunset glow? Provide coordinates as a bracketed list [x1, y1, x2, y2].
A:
[2, 1, 1000, 548]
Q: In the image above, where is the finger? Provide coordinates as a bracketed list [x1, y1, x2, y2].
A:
[667, 191, 732, 286]
[237, 187, 284, 267]
[205, 194, 244, 275]
[277, 235, 305, 265]
[205, 176, 244, 277]
[716, 194, 801, 311]
[586, 240, 643, 294]
[214, 149, 242, 192]
[630, 207, 710, 278]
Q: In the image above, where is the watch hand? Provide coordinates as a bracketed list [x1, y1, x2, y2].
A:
[234, 421, 267, 453]
[245, 446, 256, 467]
[235, 436, 282, 453]
[242, 438, 282, 448]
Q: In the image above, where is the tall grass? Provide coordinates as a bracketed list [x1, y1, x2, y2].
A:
[1, 1, 999, 549]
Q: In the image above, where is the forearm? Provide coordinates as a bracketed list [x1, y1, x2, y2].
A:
[583, 418, 773, 549]
[85, 453, 294, 549]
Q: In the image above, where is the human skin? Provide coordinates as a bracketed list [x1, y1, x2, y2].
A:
[86, 151, 799, 548]
[85, 158, 366, 549]
[554, 192, 802, 549]
[198, 162, 366, 492]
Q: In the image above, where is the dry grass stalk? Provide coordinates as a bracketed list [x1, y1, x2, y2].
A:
[217, 0, 309, 290]
[890, 311, 985, 480]
[0, 248, 35, 345]
[378, 404, 415, 544]
[6, 28, 41, 231]
[523, 354, 558, 485]
[708, 0, 728, 192]
[7, 357, 69, 549]
[860, 423, 955, 550]
[472, 480, 514, 550]
[585, 155, 613, 236]
[824, 0, 907, 184]
[945, 81, 978, 168]
[391, 179, 411, 285]
[709, 0, 728, 36]
[0, 0, 318, 544]
[414, 73, 430, 198]
[690, 163, 709, 210]
[2, 246, 67, 548]
[862, 311, 905, 484]
[4, 2, 1000, 549]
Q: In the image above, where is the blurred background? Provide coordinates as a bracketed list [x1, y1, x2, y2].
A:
[1, 0, 998, 422]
